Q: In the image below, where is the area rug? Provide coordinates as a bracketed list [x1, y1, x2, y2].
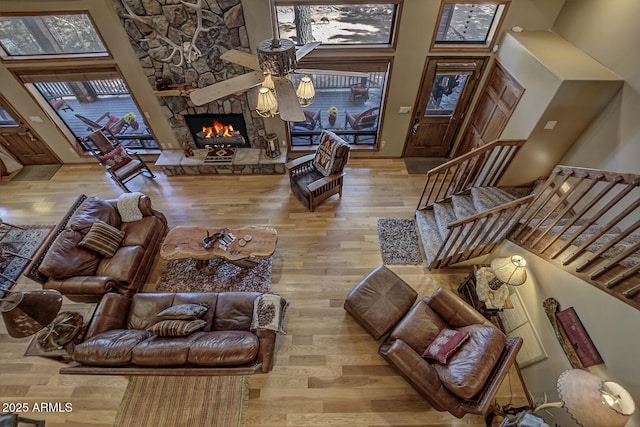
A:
[404, 157, 447, 174]
[156, 257, 272, 293]
[377, 218, 424, 265]
[114, 375, 248, 427]
[0, 225, 53, 293]
[11, 164, 61, 181]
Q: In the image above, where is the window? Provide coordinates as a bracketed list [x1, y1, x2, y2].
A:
[0, 13, 107, 59]
[18, 69, 158, 151]
[287, 61, 389, 149]
[275, 2, 401, 48]
[431, 1, 509, 51]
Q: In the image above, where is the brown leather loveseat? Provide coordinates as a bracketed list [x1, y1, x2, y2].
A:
[60, 292, 280, 375]
[27, 193, 167, 302]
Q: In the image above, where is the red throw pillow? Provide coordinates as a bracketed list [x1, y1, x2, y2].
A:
[99, 145, 131, 169]
[422, 328, 470, 364]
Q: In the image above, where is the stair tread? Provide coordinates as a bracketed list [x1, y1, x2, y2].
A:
[451, 194, 477, 220]
[471, 187, 527, 212]
[433, 202, 458, 241]
[415, 209, 443, 267]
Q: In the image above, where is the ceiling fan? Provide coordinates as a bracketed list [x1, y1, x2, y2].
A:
[189, 1, 366, 122]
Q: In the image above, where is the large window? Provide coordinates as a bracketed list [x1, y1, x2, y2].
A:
[288, 62, 389, 149]
[276, 2, 401, 48]
[0, 13, 107, 59]
[431, 1, 510, 51]
[18, 69, 158, 151]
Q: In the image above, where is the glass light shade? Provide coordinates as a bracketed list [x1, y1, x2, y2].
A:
[490, 255, 527, 286]
[256, 87, 278, 118]
[262, 73, 275, 90]
[558, 369, 635, 427]
[296, 76, 315, 106]
[0, 290, 63, 338]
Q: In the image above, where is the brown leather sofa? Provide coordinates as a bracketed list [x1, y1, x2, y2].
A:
[27, 194, 167, 302]
[60, 292, 278, 375]
[378, 287, 522, 419]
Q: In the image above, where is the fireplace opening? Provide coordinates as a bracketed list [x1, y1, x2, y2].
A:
[184, 113, 251, 149]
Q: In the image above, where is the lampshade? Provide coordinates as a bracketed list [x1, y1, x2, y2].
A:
[296, 76, 315, 106]
[256, 87, 278, 118]
[490, 255, 527, 285]
[262, 73, 275, 90]
[558, 369, 635, 427]
[0, 290, 63, 338]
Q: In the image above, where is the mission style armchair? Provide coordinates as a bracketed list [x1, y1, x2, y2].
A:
[285, 130, 350, 211]
[86, 128, 155, 192]
[378, 287, 522, 421]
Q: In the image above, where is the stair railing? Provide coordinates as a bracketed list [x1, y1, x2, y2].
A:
[431, 194, 535, 269]
[510, 165, 640, 308]
[417, 139, 526, 211]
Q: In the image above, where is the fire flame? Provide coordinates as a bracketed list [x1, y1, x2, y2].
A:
[202, 120, 235, 138]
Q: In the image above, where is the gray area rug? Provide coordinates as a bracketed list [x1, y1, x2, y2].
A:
[156, 258, 272, 293]
[377, 218, 424, 265]
[12, 164, 61, 181]
[404, 157, 447, 174]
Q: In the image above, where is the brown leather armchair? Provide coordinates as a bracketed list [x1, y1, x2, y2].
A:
[378, 287, 522, 420]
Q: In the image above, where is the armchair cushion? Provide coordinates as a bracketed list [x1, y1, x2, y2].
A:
[68, 196, 121, 233]
[39, 228, 100, 279]
[433, 324, 506, 399]
[422, 328, 469, 363]
[388, 298, 448, 354]
[78, 219, 125, 257]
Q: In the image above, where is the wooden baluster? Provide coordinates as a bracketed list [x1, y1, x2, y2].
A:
[512, 168, 561, 241]
[579, 218, 640, 273]
[589, 241, 640, 279]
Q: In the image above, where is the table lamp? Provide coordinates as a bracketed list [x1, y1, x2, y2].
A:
[536, 369, 636, 427]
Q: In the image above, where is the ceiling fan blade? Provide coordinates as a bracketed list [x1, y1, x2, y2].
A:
[189, 71, 263, 106]
[273, 77, 305, 122]
[296, 41, 321, 61]
[220, 49, 261, 71]
[296, 68, 369, 78]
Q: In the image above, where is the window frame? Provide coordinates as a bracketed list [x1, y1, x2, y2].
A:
[430, 0, 510, 52]
[275, 1, 403, 52]
[0, 11, 111, 62]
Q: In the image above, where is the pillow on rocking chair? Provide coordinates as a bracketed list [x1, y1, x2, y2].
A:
[99, 145, 132, 170]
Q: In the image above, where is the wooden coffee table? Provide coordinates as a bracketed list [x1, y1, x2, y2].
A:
[160, 225, 277, 269]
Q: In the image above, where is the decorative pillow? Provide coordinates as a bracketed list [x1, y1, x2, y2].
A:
[147, 319, 207, 337]
[358, 114, 377, 124]
[157, 304, 208, 320]
[422, 328, 470, 364]
[78, 219, 125, 257]
[250, 294, 289, 334]
[99, 145, 131, 169]
[313, 131, 348, 177]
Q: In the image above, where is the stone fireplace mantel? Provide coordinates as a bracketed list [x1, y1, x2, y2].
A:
[155, 148, 286, 176]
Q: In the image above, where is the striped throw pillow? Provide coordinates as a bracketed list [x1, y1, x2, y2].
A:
[78, 219, 125, 257]
[148, 319, 207, 337]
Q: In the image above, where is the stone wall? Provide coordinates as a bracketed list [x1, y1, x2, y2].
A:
[112, 0, 266, 148]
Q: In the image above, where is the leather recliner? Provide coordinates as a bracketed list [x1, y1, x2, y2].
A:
[378, 287, 522, 419]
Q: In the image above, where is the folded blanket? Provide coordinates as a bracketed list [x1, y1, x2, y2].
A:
[251, 294, 289, 334]
[117, 192, 144, 223]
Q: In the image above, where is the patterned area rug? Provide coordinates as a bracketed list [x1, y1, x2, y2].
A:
[0, 225, 53, 293]
[156, 257, 272, 293]
[377, 218, 424, 265]
[114, 375, 248, 427]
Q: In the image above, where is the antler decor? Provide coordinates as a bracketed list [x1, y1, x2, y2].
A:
[120, 0, 213, 66]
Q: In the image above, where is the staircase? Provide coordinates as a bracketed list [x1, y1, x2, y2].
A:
[415, 146, 640, 310]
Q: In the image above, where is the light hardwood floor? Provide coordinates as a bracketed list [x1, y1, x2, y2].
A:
[0, 160, 529, 427]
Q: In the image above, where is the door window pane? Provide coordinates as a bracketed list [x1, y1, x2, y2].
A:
[0, 106, 19, 127]
[32, 78, 158, 150]
[0, 14, 107, 58]
[426, 73, 469, 116]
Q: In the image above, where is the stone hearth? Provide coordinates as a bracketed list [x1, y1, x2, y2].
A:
[156, 148, 287, 175]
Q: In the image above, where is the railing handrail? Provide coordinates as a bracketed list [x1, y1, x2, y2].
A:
[417, 139, 526, 210]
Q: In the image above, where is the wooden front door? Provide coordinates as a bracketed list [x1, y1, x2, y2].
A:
[457, 61, 524, 155]
[0, 96, 60, 165]
[404, 57, 486, 158]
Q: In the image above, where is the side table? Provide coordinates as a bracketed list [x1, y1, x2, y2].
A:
[458, 264, 513, 329]
[23, 303, 96, 362]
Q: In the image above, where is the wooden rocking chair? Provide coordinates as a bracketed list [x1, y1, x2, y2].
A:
[86, 128, 155, 192]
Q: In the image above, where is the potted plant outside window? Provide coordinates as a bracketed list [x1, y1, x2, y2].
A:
[327, 106, 338, 126]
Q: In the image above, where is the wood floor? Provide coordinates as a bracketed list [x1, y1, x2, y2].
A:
[0, 159, 529, 427]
